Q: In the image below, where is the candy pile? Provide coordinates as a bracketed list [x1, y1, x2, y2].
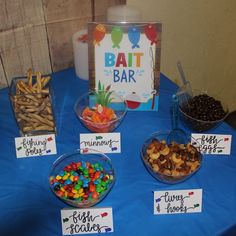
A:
[81, 104, 117, 132]
[82, 104, 117, 123]
[49, 161, 114, 205]
[179, 93, 228, 132]
[181, 94, 226, 121]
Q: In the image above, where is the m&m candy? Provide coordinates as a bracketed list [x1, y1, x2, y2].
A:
[49, 161, 114, 205]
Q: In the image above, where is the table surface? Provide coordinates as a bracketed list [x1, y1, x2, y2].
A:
[0, 68, 236, 236]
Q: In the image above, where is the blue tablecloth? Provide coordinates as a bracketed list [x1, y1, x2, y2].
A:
[0, 68, 235, 236]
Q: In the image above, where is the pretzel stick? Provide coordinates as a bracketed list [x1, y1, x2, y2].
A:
[46, 105, 52, 114]
[13, 97, 36, 106]
[24, 94, 41, 102]
[41, 114, 54, 121]
[17, 100, 39, 107]
[35, 98, 48, 114]
[29, 113, 54, 127]
[27, 68, 33, 88]
[24, 107, 39, 113]
[36, 72, 42, 93]
[17, 81, 31, 93]
[40, 88, 49, 94]
[41, 76, 51, 88]
[18, 113, 41, 124]
[23, 125, 54, 132]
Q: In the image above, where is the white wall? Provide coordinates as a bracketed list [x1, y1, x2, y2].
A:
[128, 0, 236, 111]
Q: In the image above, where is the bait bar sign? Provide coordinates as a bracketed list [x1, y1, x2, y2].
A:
[88, 22, 162, 111]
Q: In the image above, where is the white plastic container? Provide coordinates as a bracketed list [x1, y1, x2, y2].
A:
[72, 29, 88, 80]
[107, 5, 142, 22]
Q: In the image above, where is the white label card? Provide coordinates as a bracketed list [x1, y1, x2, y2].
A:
[154, 189, 202, 215]
[15, 134, 57, 158]
[80, 133, 121, 153]
[61, 207, 114, 235]
[191, 133, 232, 155]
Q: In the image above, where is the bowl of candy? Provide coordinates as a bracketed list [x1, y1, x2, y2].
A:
[141, 131, 202, 184]
[49, 149, 115, 208]
[177, 88, 228, 132]
[74, 86, 127, 133]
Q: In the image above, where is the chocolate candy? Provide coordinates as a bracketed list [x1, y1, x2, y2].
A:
[49, 161, 113, 205]
[180, 94, 227, 131]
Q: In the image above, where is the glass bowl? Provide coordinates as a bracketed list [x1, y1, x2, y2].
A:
[74, 90, 127, 133]
[177, 88, 229, 132]
[141, 131, 202, 184]
[49, 149, 115, 208]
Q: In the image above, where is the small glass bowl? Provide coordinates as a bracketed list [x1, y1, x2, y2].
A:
[74, 90, 127, 133]
[49, 149, 115, 208]
[177, 88, 229, 132]
[141, 131, 202, 184]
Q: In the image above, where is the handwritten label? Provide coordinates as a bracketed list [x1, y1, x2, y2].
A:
[80, 133, 120, 154]
[154, 189, 202, 215]
[191, 133, 232, 155]
[15, 134, 57, 158]
[61, 207, 114, 235]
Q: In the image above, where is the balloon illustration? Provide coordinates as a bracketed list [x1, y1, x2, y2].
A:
[128, 26, 141, 49]
[93, 24, 106, 46]
[111, 26, 123, 49]
[144, 24, 158, 45]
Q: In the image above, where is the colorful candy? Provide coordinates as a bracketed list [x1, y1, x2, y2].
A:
[81, 104, 117, 133]
[49, 161, 114, 205]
